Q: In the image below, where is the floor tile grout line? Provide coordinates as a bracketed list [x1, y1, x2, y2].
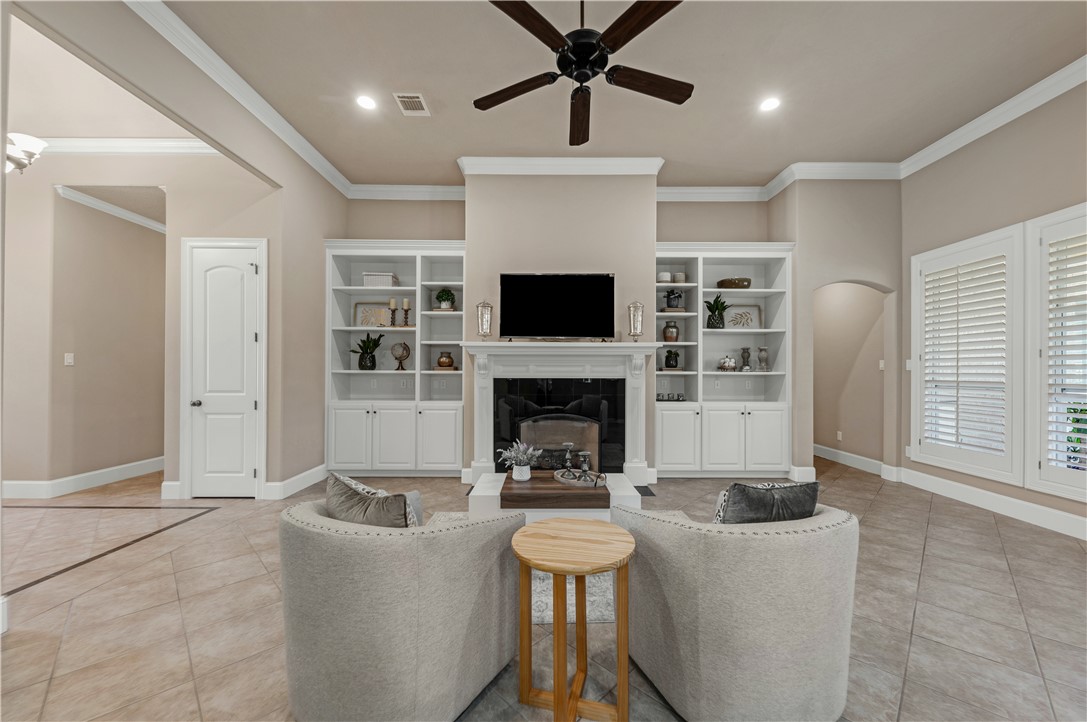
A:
[902, 679, 1013, 721]
[895, 489, 926, 722]
[3, 508, 219, 597]
[36, 599, 75, 722]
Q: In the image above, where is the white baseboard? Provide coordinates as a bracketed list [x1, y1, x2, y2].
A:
[261, 465, 327, 500]
[881, 465, 902, 482]
[657, 470, 790, 479]
[160, 480, 183, 500]
[814, 445, 882, 475]
[898, 467, 1087, 540]
[2, 456, 165, 499]
[1, 596, 7, 634]
[789, 466, 817, 482]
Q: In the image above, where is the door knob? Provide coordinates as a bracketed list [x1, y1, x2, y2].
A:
[191, 400, 202, 407]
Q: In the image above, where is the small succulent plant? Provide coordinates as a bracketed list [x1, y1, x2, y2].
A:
[350, 332, 384, 355]
[435, 288, 456, 305]
[498, 440, 543, 468]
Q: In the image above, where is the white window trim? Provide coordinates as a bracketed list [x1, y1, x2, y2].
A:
[910, 224, 1024, 485]
[1024, 203, 1087, 502]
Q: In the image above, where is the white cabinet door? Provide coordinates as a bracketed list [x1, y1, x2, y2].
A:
[656, 405, 702, 471]
[328, 405, 371, 469]
[702, 404, 746, 471]
[372, 403, 417, 470]
[745, 403, 790, 471]
[417, 404, 463, 470]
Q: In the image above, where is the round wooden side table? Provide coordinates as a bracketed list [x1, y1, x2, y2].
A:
[511, 517, 636, 722]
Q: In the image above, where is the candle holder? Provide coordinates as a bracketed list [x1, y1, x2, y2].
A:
[388, 309, 396, 326]
[401, 308, 411, 327]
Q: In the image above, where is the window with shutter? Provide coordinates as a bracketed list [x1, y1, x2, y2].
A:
[911, 225, 1021, 483]
[1027, 204, 1087, 501]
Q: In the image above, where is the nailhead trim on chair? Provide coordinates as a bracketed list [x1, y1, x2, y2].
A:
[282, 503, 524, 537]
[612, 505, 855, 536]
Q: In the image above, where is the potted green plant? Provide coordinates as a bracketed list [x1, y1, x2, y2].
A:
[436, 288, 456, 310]
[664, 289, 683, 309]
[664, 349, 680, 369]
[704, 293, 731, 329]
[498, 439, 543, 481]
[350, 332, 384, 370]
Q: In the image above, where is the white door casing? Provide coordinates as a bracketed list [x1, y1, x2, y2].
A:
[181, 239, 266, 498]
[702, 404, 746, 471]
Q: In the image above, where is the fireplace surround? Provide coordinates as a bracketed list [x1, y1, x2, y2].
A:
[462, 342, 658, 484]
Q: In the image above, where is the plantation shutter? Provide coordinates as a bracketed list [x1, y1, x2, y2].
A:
[922, 255, 1009, 457]
[1042, 232, 1087, 484]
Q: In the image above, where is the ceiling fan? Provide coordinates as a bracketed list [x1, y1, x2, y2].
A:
[474, 0, 693, 146]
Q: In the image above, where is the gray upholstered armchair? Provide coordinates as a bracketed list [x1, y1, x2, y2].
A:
[612, 504, 859, 722]
[279, 503, 524, 721]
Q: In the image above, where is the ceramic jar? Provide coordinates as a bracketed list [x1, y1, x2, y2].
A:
[437, 351, 455, 368]
[662, 321, 679, 343]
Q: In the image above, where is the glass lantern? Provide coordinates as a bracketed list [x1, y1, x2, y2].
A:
[476, 300, 493, 339]
[627, 301, 644, 341]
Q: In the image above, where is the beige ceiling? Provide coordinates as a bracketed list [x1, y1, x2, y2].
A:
[166, 1, 1085, 187]
[68, 186, 167, 224]
[9, 17, 190, 139]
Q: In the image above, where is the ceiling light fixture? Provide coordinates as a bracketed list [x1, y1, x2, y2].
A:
[355, 95, 377, 110]
[759, 97, 781, 112]
[5, 132, 48, 174]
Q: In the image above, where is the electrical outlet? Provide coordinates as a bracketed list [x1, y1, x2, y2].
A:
[837, 431, 843, 441]
[879, 359, 885, 371]
[64, 353, 74, 366]
[439, 380, 446, 389]
[745, 380, 752, 390]
[370, 379, 377, 389]
[400, 380, 407, 388]
[714, 380, 720, 389]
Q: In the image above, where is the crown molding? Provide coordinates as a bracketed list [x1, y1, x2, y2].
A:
[762, 162, 902, 200]
[124, 0, 352, 196]
[900, 55, 1086, 178]
[657, 242, 796, 253]
[42, 138, 217, 155]
[347, 184, 466, 201]
[655, 186, 764, 202]
[56, 185, 166, 234]
[325, 239, 466, 252]
[457, 157, 665, 176]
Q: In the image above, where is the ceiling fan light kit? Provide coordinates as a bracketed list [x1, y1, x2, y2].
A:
[477, 0, 694, 146]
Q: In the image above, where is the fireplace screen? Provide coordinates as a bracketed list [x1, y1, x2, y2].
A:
[518, 414, 601, 472]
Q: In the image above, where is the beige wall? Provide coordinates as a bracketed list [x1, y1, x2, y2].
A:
[463, 174, 657, 465]
[813, 283, 885, 461]
[791, 180, 903, 471]
[657, 202, 767, 243]
[900, 84, 1087, 516]
[345, 200, 464, 240]
[49, 196, 165, 478]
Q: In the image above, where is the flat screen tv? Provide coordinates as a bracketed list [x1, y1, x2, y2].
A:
[500, 273, 614, 339]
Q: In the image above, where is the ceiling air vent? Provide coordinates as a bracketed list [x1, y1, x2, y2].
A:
[393, 93, 431, 117]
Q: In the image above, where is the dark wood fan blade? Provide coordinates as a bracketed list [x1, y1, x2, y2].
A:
[605, 65, 693, 104]
[474, 73, 559, 110]
[491, 1, 569, 51]
[599, 1, 682, 53]
[570, 86, 591, 146]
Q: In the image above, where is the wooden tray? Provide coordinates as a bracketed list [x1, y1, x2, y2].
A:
[500, 473, 609, 510]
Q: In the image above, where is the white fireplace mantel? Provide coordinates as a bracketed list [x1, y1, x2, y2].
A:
[461, 342, 660, 485]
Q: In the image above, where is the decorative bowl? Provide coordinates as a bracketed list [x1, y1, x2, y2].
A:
[717, 277, 752, 289]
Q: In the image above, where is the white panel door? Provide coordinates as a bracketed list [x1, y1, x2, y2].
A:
[702, 404, 746, 471]
[417, 404, 463, 470]
[329, 405, 372, 469]
[655, 405, 701, 471]
[372, 403, 417, 470]
[744, 403, 790, 471]
[191, 247, 260, 497]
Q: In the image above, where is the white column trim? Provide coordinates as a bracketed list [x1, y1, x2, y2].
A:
[55, 186, 165, 234]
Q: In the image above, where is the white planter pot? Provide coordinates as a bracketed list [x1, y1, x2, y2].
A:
[512, 465, 531, 481]
[440, 301, 452, 309]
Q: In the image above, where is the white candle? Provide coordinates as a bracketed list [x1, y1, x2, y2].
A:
[389, 298, 398, 309]
[403, 298, 411, 310]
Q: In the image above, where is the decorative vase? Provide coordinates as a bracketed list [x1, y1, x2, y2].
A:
[707, 313, 724, 329]
[512, 465, 531, 481]
[662, 321, 679, 343]
[437, 351, 454, 368]
[758, 346, 769, 372]
[358, 352, 376, 371]
[740, 347, 751, 369]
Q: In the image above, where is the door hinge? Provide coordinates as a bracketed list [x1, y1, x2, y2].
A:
[249, 262, 259, 275]
[1038, 460, 1042, 470]
[254, 332, 259, 342]
[1039, 348, 1043, 358]
[254, 400, 258, 410]
[253, 468, 257, 478]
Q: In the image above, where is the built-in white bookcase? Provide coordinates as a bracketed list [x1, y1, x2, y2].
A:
[654, 244, 794, 475]
[325, 241, 465, 474]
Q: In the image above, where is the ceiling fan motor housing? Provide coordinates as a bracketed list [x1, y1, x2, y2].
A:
[556, 28, 608, 84]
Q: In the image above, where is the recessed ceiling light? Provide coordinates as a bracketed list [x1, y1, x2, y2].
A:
[759, 97, 781, 112]
[356, 95, 377, 110]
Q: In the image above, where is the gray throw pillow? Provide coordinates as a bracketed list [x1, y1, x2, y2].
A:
[713, 481, 819, 524]
[324, 473, 422, 528]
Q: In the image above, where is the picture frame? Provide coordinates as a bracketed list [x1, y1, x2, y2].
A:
[724, 304, 763, 329]
[353, 302, 391, 328]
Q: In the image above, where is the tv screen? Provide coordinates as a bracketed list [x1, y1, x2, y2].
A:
[500, 273, 615, 339]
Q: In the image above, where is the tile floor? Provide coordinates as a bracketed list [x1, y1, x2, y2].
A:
[2, 461, 1085, 722]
